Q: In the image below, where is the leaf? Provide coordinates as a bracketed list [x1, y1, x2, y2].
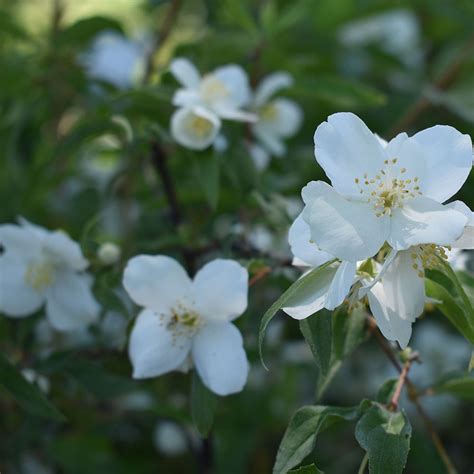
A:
[0, 354, 65, 421]
[425, 278, 474, 344]
[273, 405, 360, 474]
[258, 260, 336, 369]
[289, 464, 324, 474]
[355, 404, 411, 474]
[432, 375, 474, 400]
[376, 379, 398, 404]
[191, 372, 217, 437]
[299, 310, 332, 376]
[193, 151, 220, 210]
[469, 352, 474, 372]
[59, 16, 124, 46]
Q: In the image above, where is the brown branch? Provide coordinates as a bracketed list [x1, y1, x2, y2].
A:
[367, 317, 458, 474]
[387, 34, 474, 138]
[388, 354, 418, 411]
[249, 266, 271, 287]
[142, 0, 183, 84]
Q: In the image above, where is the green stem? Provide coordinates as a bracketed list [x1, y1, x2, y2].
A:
[358, 453, 369, 474]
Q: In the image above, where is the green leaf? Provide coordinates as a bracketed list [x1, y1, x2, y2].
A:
[193, 151, 220, 210]
[273, 405, 360, 474]
[259, 260, 336, 369]
[469, 352, 474, 372]
[300, 310, 332, 376]
[289, 464, 324, 474]
[0, 354, 65, 421]
[432, 375, 474, 400]
[376, 379, 398, 404]
[425, 278, 474, 344]
[59, 16, 124, 46]
[355, 404, 411, 474]
[191, 372, 217, 437]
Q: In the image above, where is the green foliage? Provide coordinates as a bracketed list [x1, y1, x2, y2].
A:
[191, 372, 217, 437]
[432, 374, 474, 400]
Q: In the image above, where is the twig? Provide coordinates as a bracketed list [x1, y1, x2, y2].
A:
[142, 0, 183, 84]
[388, 354, 418, 411]
[387, 33, 474, 138]
[367, 317, 458, 474]
[249, 266, 271, 287]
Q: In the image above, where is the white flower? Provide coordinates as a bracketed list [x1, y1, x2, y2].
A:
[0, 219, 99, 331]
[81, 31, 147, 89]
[97, 242, 121, 265]
[303, 112, 471, 262]
[282, 213, 357, 319]
[123, 256, 249, 396]
[171, 106, 221, 150]
[365, 202, 474, 347]
[249, 72, 303, 169]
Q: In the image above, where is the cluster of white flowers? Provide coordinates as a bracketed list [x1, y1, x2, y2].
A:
[169, 58, 302, 169]
[284, 112, 473, 347]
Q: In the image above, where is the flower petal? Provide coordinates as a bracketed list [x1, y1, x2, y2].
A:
[212, 65, 251, 108]
[302, 181, 388, 261]
[313, 112, 386, 196]
[43, 231, 88, 271]
[123, 255, 192, 313]
[411, 125, 472, 202]
[288, 212, 333, 267]
[0, 254, 43, 317]
[169, 58, 201, 88]
[129, 309, 191, 379]
[446, 201, 474, 249]
[325, 261, 357, 310]
[282, 264, 338, 319]
[389, 196, 468, 250]
[170, 106, 221, 151]
[267, 98, 303, 137]
[253, 124, 286, 156]
[367, 250, 425, 348]
[215, 107, 257, 122]
[192, 322, 248, 396]
[254, 72, 293, 106]
[193, 259, 248, 322]
[45, 272, 99, 331]
[0, 224, 41, 257]
[248, 142, 271, 171]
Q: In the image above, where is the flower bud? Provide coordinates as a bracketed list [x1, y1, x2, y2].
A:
[97, 242, 121, 265]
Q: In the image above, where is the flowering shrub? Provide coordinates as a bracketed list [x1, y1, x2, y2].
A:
[0, 1, 473, 473]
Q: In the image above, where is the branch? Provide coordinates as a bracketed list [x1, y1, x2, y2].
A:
[367, 317, 458, 474]
[387, 33, 474, 138]
[388, 353, 418, 411]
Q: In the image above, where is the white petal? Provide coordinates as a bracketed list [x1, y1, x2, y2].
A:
[43, 231, 88, 271]
[172, 89, 201, 108]
[302, 181, 388, 261]
[254, 72, 293, 106]
[123, 255, 192, 313]
[266, 98, 303, 137]
[192, 322, 248, 396]
[193, 259, 248, 322]
[325, 261, 357, 310]
[0, 254, 43, 317]
[215, 107, 257, 122]
[0, 224, 41, 257]
[313, 112, 386, 196]
[446, 201, 474, 249]
[169, 58, 201, 88]
[45, 272, 99, 331]
[248, 142, 270, 171]
[282, 264, 338, 319]
[129, 309, 192, 379]
[389, 196, 468, 250]
[368, 250, 425, 348]
[212, 64, 251, 108]
[253, 124, 286, 156]
[288, 212, 333, 268]
[411, 125, 472, 202]
[170, 107, 221, 151]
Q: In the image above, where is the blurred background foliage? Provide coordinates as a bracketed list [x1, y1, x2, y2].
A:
[0, 0, 473, 473]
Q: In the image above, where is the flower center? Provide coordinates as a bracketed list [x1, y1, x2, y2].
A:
[410, 244, 450, 278]
[200, 74, 230, 104]
[24, 260, 56, 291]
[185, 115, 214, 139]
[259, 102, 279, 121]
[166, 307, 203, 340]
[354, 158, 422, 217]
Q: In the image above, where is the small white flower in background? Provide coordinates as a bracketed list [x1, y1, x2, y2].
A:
[21, 368, 50, 394]
[248, 72, 303, 170]
[81, 31, 147, 89]
[169, 58, 256, 150]
[97, 242, 121, 265]
[0, 219, 99, 331]
[304, 112, 472, 262]
[123, 255, 249, 396]
[153, 421, 189, 456]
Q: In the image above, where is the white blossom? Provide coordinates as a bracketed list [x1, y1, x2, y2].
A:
[97, 242, 121, 265]
[303, 112, 471, 262]
[123, 256, 249, 396]
[249, 72, 303, 169]
[0, 219, 99, 331]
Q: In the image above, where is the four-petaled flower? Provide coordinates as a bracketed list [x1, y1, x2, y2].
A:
[0, 218, 99, 330]
[123, 255, 249, 396]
